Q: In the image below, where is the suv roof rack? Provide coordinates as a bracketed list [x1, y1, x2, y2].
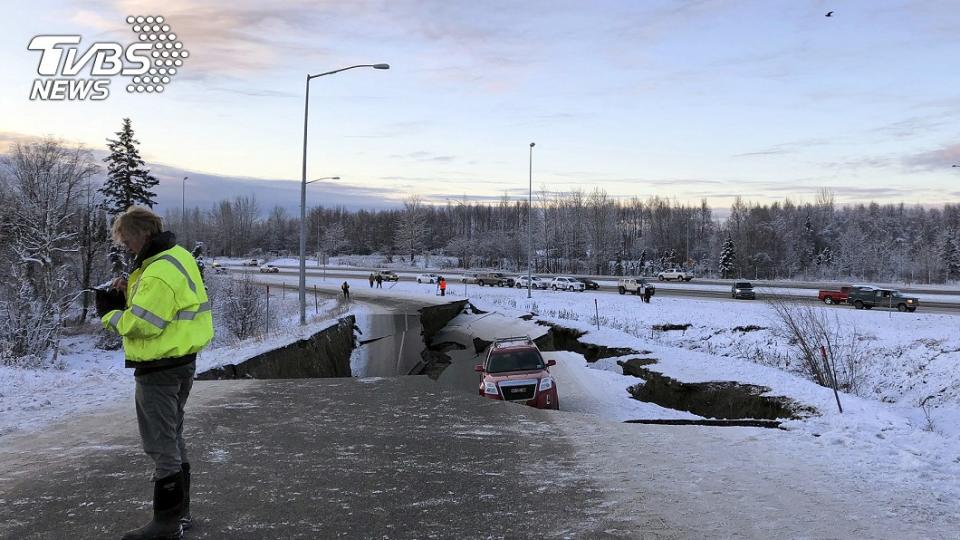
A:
[492, 336, 534, 348]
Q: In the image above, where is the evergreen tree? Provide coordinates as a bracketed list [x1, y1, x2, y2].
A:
[192, 241, 206, 280]
[942, 234, 960, 281]
[816, 246, 833, 267]
[614, 255, 623, 276]
[100, 118, 158, 215]
[719, 235, 736, 278]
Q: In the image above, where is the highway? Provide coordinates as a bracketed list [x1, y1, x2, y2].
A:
[225, 264, 960, 314]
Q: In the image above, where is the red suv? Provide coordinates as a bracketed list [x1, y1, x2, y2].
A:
[475, 337, 559, 410]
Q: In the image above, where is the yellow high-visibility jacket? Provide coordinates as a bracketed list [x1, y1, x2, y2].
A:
[102, 244, 214, 367]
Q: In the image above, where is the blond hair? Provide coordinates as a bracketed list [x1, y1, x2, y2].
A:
[111, 206, 163, 244]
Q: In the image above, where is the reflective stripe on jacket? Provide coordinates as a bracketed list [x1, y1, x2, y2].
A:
[102, 245, 214, 363]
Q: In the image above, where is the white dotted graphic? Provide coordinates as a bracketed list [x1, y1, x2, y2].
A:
[125, 15, 187, 94]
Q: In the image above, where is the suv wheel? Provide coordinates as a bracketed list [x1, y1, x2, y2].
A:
[658, 275, 665, 281]
[854, 300, 864, 309]
[551, 285, 557, 290]
[897, 304, 907, 312]
[618, 287, 625, 295]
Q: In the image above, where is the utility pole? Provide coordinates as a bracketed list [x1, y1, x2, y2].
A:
[527, 142, 535, 299]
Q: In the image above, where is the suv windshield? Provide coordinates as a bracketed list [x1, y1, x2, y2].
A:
[735, 282, 752, 288]
[487, 350, 544, 373]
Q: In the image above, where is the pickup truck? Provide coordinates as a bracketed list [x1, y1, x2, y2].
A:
[477, 272, 510, 287]
[617, 278, 655, 297]
[818, 286, 853, 305]
[848, 287, 919, 312]
[657, 268, 693, 282]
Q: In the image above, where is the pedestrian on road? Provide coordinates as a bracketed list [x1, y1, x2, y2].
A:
[100, 206, 213, 540]
[376, 273, 383, 288]
[368, 273, 374, 288]
[439, 277, 447, 297]
[342, 281, 350, 300]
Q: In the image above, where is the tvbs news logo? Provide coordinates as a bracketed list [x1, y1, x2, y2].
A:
[28, 15, 188, 101]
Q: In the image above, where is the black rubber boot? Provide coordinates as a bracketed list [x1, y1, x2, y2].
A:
[180, 463, 192, 530]
[121, 472, 184, 540]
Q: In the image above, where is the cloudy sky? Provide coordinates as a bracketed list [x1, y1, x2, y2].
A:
[2, 0, 959, 212]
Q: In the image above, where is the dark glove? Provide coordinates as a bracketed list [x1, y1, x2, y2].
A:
[94, 287, 126, 317]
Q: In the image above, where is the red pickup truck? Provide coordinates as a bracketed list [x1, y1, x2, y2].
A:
[818, 286, 854, 305]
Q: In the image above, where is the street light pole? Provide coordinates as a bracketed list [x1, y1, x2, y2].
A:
[299, 64, 389, 326]
[528, 142, 535, 299]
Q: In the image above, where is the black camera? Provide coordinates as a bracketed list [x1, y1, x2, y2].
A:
[93, 287, 126, 317]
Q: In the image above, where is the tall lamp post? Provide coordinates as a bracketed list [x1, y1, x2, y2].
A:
[299, 64, 389, 326]
[527, 142, 535, 299]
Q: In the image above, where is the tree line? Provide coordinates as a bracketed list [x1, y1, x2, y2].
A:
[166, 189, 960, 285]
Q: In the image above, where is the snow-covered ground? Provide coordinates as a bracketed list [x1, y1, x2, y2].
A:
[452, 283, 960, 507]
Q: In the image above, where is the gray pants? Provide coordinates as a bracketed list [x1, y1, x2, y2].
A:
[134, 362, 195, 479]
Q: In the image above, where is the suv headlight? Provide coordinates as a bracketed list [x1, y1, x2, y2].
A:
[539, 377, 553, 391]
[483, 381, 499, 395]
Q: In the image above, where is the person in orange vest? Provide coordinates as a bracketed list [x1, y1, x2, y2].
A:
[439, 276, 447, 296]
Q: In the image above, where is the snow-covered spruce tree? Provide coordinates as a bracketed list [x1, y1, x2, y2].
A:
[719, 235, 736, 278]
[0, 139, 98, 366]
[941, 234, 960, 282]
[100, 118, 158, 215]
[192, 241, 206, 281]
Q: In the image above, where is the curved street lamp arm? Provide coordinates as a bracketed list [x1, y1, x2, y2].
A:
[309, 64, 388, 79]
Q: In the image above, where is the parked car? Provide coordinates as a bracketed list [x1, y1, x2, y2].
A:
[578, 278, 600, 290]
[259, 264, 279, 273]
[515, 275, 549, 289]
[550, 276, 585, 292]
[475, 336, 559, 410]
[477, 272, 509, 287]
[376, 270, 399, 282]
[461, 272, 480, 284]
[617, 277, 655, 297]
[731, 281, 756, 300]
[416, 273, 439, 284]
[657, 268, 693, 281]
[847, 287, 918, 312]
[818, 286, 854, 305]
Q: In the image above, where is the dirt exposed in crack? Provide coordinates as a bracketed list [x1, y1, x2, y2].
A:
[536, 322, 645, 362]
[408, 301, 471, 379]
[618, 358, 817, 420]
[733, 325, 766, 333]
[197, 316, 357, 380]
[652, 323, 692, 332]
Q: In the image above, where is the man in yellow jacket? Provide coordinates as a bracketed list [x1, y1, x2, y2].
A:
[101, 206, 213, 540]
